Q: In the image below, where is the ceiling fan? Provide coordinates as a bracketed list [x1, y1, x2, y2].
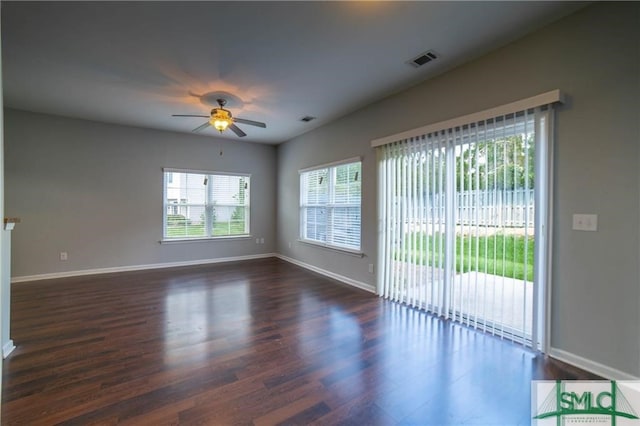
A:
[172, 98, 266, 137]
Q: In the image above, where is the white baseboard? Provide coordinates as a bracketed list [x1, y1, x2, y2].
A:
[548, 347, 639, 380]
[11, 253, 376, 296]
[3, 340, 15, 358]
[275, 254, 376, 294]
[11, 253, 278, 283]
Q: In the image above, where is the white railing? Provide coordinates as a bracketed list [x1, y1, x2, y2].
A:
[397, 189, 534, 228]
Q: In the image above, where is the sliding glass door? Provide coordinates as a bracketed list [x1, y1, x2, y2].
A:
[377, 105, 553, 349]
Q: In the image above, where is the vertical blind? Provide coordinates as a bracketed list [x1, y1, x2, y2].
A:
[300, 159, 362, 251]
[375, 95, 558, 348]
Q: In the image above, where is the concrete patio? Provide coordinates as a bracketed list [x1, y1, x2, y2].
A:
[390, 261, 534, 339]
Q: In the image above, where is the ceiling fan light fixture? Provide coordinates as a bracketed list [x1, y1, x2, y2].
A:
[210, 108, 232, 132]
[174, 97, 265, 138]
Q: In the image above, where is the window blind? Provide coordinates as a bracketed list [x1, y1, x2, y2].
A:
[300, 160, 362, 252]
[375, 93, 560, 349]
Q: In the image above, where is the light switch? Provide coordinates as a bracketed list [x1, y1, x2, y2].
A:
[572, 214, 598, 231]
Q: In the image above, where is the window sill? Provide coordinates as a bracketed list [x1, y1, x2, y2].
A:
[297, 239, 364, 257]
[160, 235, 252, 244]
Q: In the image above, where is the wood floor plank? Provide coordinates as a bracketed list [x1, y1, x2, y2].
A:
[2, 258, 599, 425]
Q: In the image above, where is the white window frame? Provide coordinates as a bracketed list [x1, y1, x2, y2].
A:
[299, 157, 362, 254]
[162, 168, 251, 242]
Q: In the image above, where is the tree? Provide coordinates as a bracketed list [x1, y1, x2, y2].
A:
[388, 131, 534, 198]
[456, 134, 534, 191]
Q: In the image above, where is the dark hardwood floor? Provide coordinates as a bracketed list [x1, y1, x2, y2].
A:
[2, 258, 597, 425]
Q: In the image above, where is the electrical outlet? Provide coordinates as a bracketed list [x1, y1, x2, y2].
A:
[260, 238, 264, 244]
[368, 264, 375, 274]
[256, 238, 260, 244]
[572, 214, 598, 231]
[60, 252, 68, 261]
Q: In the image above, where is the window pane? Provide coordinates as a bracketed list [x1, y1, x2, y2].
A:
[302, 169, 328, 205]
[211, 175, 249, 206]
[334, 162, 361, 204]
[304, 206, 326, 242]
[166, 205, 206, 238]
[330, 206, 361, 249]
[212, 205, 249, 236]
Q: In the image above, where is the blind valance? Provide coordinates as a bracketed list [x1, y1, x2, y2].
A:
[371, 90, 564, 148]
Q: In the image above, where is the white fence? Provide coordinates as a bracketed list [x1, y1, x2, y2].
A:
[398, 189, 534, 228]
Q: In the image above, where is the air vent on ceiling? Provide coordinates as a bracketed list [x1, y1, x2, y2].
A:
[408, 50, 439, 68]
[300, 116, 316, 123]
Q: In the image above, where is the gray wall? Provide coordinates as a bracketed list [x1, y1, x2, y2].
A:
[5, 109, 277, 277]
[277, 2, 640, 377]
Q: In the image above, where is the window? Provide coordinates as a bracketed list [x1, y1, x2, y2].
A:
[163, 169, 250, 240]
[300, 159, 361, 252]
[373, 90, 562, 350]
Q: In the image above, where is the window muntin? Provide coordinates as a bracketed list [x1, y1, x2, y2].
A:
[163, 170, 250, 240]
[300, 160, 361, 251]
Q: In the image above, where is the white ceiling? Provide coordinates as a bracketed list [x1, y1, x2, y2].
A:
[2, 1, 586, 144]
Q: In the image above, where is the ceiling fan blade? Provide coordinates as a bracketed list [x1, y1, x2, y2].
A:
[228, 123, 247, 137]
[173, 114, 210, 118]
[192, 122, 211, 132]
[234, 117, 267, 128]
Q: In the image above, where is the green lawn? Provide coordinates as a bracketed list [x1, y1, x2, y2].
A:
[397, 231, 534, 281]
[166, 221, 247, 238]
